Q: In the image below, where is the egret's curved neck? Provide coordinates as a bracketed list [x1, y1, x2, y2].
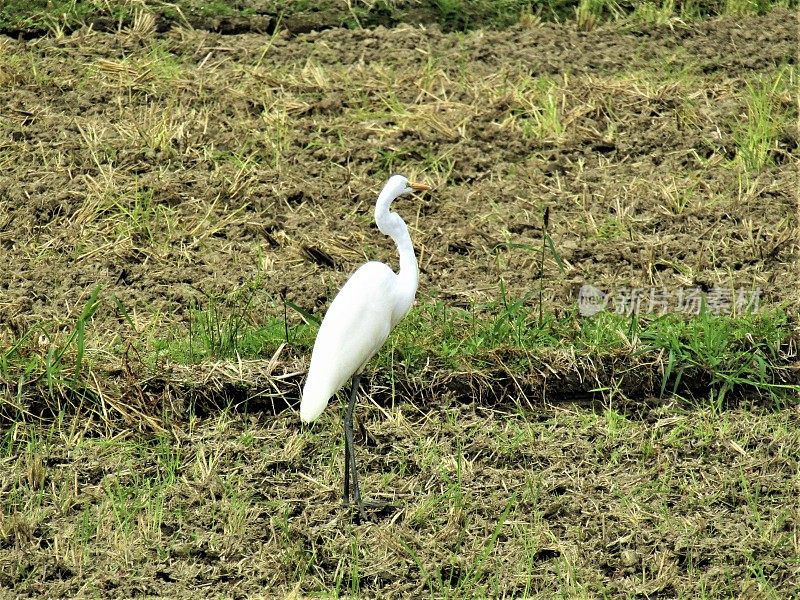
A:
[375, 188, 418, 305]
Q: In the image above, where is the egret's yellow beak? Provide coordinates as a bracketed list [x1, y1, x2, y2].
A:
[409, 182, 432, 192]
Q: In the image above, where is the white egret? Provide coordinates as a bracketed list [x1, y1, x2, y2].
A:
[300, 174, 431, 517]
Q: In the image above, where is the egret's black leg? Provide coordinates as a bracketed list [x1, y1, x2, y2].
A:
[344, 373, 366, 519]
[343, 377, 352, 503]
[343, 415, 350, 503]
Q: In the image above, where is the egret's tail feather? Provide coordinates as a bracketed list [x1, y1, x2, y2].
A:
[299, 380, 332, 423]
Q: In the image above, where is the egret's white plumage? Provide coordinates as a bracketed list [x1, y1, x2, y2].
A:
[300, 175, 427, 422]
[299, 174, 430, 516]
[299, 263, 394, 422]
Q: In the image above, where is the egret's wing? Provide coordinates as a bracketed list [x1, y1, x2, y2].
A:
[300, 262, 397, 422]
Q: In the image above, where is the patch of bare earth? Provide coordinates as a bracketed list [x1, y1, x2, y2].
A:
[0, 10, 796, 336]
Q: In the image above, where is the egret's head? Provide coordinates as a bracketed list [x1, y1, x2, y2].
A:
[382, 175, 431, 202]
[375, 175, 431, 232]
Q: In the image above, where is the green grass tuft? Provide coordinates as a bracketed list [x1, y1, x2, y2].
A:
[733, 69, 789, 173]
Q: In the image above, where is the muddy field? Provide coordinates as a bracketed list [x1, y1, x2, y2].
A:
[0, 4, 799, 599]
[1, 9, 798, 332]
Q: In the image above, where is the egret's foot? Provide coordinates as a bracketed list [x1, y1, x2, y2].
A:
[342, 496, 368, 521]
[343, 496, 395, 521]
[361, 499, 395, 510]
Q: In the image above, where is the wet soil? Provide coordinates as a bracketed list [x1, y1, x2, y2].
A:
[4, 0, 780, 38]
[0, 9, 797, 340]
